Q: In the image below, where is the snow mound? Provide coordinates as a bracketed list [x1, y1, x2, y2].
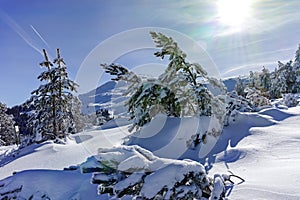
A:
[92, 145, 211, 199]
[0, 170, 98, 200]
[127, 114, 223, 160]
[96, 145, 198, 173]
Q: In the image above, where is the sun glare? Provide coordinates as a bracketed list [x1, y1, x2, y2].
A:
[217, 0, 252, 29]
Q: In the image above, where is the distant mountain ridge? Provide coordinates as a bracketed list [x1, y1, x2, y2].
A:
[78, 81, 117, 115]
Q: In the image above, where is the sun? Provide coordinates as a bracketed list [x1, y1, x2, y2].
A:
[217, 0, 252, 29]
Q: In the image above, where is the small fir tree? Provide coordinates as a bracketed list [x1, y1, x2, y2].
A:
[259, 66, 271, 94]
[284, 61, 296, 93]
[269, 67, 283, 99]
[235, 77, 246, 97]
[71, 97, 85, 133]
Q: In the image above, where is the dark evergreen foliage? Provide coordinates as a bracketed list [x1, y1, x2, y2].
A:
[7, 103, 35, 145]
[96, 109, 113, 125]
[0, 102, 16, 145]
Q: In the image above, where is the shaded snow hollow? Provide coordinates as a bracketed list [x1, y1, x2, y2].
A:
[0, 106, 300, 199]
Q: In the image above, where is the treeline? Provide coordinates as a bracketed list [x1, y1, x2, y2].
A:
[233, 45, 300, 108]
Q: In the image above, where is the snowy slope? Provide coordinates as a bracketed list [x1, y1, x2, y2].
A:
[211, 107, 300, 199]
[0, 125, 130, 180]
[0, 170, 99, 200]
[127, 114, 223, 160]
[1, 106, 300, 199]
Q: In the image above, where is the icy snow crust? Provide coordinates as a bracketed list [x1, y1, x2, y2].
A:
[0, 106, 300, 199]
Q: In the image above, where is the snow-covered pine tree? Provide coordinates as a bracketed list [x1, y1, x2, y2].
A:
[293, 44, 300, 93]
[269, 60, 295, 98]
[66, 96, 85, 133]
[248, 71, 255, 88]
[248, 70, 262, 90]
[284, 60, 296, 93]
[259, 66, 271, 95]
[0, 102, 16, 146]
[7, 103, 35, 145]
[294, 44, 300, 68]
[29, 49, 79, 142]
[269, 68, 279, 99]
[269, 63, 285, 99]
[234, 76, 246, 97]
[150, 31, 226, 117]
[102, 32, 227, 132]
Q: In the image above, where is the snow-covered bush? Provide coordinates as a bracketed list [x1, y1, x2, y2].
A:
[84, 145, 243, 199]
[224, 91, 252, 126]
[244, 87, 270, 111]
[281, 93, 299, 107]
[89, 145, 213, 199]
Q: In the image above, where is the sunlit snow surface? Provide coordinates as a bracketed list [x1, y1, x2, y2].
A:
[211, 107, 300, 199]
[1, 106, 300, 199]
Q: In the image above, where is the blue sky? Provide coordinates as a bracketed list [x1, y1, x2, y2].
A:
[1, 0, 300, 107]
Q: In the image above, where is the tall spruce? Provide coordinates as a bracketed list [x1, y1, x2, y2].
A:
[29, 49, 79, 141]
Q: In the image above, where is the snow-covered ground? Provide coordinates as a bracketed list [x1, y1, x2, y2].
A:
[211, 106, 300, 199]
[1, 106, 300, 199]
[0, 125, 130, 180]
